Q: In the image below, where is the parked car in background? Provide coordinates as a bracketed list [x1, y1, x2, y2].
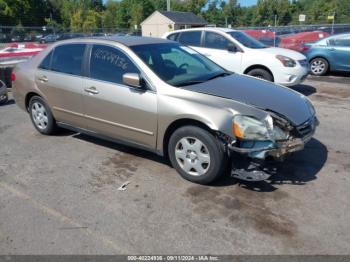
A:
[57, 33, 86, 41]
[12, 37, 317, 184]
[0, 43, 46, 67]
[305, 33, 350, 75]
[279, 31, 329, 52]
[242, 29, 281, 47]
[40, 34, 59, 44]
[163, 28, 309, 86]
[0, 79, 8, 105]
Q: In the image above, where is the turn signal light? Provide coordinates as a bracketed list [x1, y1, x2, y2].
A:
[232, 122, 244, 139]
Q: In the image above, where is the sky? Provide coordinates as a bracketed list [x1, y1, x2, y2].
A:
[238, 0, 257, 7]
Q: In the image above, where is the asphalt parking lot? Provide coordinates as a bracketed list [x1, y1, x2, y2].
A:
[0, 75, 350, 255]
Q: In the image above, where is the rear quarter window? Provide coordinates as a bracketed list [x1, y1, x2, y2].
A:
[167, 33, 179, 41]
[38, 51, 53, 70]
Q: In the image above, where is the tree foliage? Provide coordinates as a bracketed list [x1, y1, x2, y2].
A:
[0, 0, 349, 31]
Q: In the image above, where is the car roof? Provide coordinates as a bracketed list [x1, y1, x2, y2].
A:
[52, 36, 173, 47]
[167, 27, 237, 34]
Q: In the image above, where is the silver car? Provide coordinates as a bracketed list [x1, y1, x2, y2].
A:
[12, 37, 318, 184]
[0, 79, 8, 105]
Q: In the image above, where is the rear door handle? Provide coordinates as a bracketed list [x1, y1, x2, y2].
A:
[38, 76, 48, 82]
[204, 53, 211, 57]
[329, 48, 336, 51]
[84, 86, 99, 95]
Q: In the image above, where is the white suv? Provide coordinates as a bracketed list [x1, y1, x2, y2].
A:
[163, 28, 309, 86]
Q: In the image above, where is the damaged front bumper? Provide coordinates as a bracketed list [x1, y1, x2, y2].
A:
[228, 117, 318, 181]
[228, 133, 313, 160]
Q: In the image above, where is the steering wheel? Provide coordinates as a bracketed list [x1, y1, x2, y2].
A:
[179, 63, 189, 70]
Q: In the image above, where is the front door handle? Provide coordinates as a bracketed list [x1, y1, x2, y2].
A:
[203, 53, 211, 57]
[38, 76, 48, 82]
[84, 86, 99, 95]
[329, 48, 336, 51]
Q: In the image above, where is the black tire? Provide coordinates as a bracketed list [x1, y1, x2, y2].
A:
[29, 96, 57, 135]
[310, 57, 328, 76]
[0, 94, 8, 105]
[246, 68, 273, 82]
[168, 126, 227, 184]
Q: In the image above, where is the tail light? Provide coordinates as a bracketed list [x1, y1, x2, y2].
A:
[10, 72, 16, 81]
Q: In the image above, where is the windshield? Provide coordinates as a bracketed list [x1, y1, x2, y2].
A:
[130, 43, 228, 87]
[227, 31, 267, 49]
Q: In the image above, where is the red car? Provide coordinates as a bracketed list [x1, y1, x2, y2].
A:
[279, 31, 329, 52]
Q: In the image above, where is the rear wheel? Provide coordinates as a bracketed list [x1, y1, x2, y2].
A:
[29, 96, 57, 135]
[246, 68, 273, 82]
[310, 57, 328, 76]
[168, 126, 227, 184]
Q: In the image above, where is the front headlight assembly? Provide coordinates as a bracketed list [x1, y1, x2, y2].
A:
[276, 55, 296, 67]
[232, 115, 290, 141]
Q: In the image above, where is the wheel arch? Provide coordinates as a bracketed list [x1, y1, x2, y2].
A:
[243, 65, 275, 82]
[25, 92, 41, 111]
[162, 118, 216, 159]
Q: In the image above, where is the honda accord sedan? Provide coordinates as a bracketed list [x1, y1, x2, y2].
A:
[12, 36, 318, 184]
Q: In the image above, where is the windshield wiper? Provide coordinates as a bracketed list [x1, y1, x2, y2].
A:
[175, 80, 206, 87]
[206, 72, 230, 81]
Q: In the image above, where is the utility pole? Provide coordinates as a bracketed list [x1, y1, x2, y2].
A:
[273, 14, 277, 47]
[167, 0, 171, 11]
[331, 11, 336, 35]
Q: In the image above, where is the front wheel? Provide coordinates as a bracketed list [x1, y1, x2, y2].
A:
[168, 126, 227, 184]
[246, 68, 273, 82]
[29, 96, 57, 135]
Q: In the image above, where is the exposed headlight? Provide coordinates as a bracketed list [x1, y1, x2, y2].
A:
[233, 115, 291, 141]
[276, 55, 296, 67]
[232, 115, 273, 140]
[273, 125, 289, 140]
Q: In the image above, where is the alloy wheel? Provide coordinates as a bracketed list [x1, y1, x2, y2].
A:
[311, 59, 326, 75]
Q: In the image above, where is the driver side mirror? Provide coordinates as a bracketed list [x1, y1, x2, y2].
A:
[227, 43, 238, 53]
[122, 73, 144, 89]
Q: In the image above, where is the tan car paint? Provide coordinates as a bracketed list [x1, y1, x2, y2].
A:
[12, 38, 269, 155]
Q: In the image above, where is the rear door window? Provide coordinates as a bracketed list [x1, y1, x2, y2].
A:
[51, 44, 86, 76]
[178, 31, 202, 47]
[89, 44, 140, 85]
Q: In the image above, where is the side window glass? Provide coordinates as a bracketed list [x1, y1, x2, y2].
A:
[90, 45, 140, 84]
[38, 51, 53, 70]
[51, 44, 86, 76]
[167, 33, 179, 41]
[178, 31, 202, 47]
[204, 32, 231, 50]
[332, 37, 350, 47]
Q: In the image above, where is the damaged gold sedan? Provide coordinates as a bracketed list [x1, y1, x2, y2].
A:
[12, 36, 318, 184]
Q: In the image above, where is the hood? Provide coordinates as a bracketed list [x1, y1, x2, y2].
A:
[183, 74, 311, 126]
[257, 47, 306, 60]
